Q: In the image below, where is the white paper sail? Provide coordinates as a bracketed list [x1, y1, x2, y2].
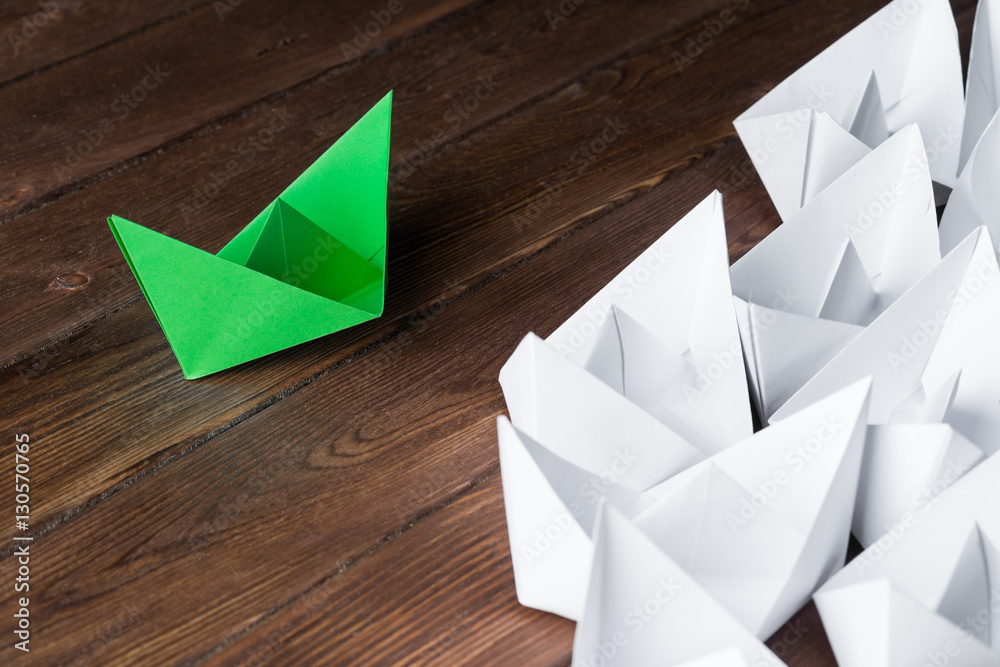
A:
[573, 502, 787, 666]
[960, 0, 1000, 173]
[734, 296, 864, 422]
[853, 423, 984, 548]
[772, 225, 997, 550]
[735, 0, 965, 192]
[500, 332, 710, 491]
[942, 107, 1000, 254]
[496, 416, 655, 620]
[773, 226, 1000, 462]
[816, 452, 1000, 666]
[631, 378, 871, 639]
[546, 190, 752, 451]
[730, 109, 870, 221]
[889, 369, 961, 424]
[731, 125, 940, 326]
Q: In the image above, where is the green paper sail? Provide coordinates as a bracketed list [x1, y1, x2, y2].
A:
[109, 91, 392, 379]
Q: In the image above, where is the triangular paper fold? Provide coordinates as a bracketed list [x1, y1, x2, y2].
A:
[941, 106, 1000, 255]
[499, 332, 709, 492]
[546, 190, 752, 450]
[733, 109, 870, 221]
[960, 0, 1000, 173]
[496, 416, 654, 620]
[772, 226, 997, 444]
[853, 423, 984, 548]
[731, 125, 939, 324]
[573, 503, 787, 666]
[816, 452, 1000, 666]
[735, 0, 965, 190]
[633, 378, 871, 639]
[846, 70, 890, 149]
[734, 296, 864, 421]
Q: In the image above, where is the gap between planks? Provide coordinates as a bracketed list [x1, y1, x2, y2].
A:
[0, 1, 215, 92]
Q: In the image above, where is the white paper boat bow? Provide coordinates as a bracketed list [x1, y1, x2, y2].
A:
[735, 0, 965, 202]
[631, 378, 871, 640]
[573, 502, 787, 666]
[731, 123, 941, 422]
[497, 190, 755, 620]
[543, 190, 753, 453]
[815, 451, 1000, 666]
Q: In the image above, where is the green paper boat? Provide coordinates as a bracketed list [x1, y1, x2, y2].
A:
[109, 91, 392, 379]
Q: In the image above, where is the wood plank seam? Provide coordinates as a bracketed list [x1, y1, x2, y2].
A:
[0, 291, 145, 374]
[0, 1, 215, 92]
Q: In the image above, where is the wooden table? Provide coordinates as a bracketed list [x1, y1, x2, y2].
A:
[0, 0, 976, 664]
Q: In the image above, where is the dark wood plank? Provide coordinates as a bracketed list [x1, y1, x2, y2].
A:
[0, 0, 478, 218]
[0, 0, 747, 533]
[0, 0, 208, 84]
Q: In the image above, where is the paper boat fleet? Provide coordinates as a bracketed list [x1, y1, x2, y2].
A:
[497, 0, 1000, 663]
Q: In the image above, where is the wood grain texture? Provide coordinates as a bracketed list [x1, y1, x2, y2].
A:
[0, 0, 977, 665]
[0, 1, 210, 84]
